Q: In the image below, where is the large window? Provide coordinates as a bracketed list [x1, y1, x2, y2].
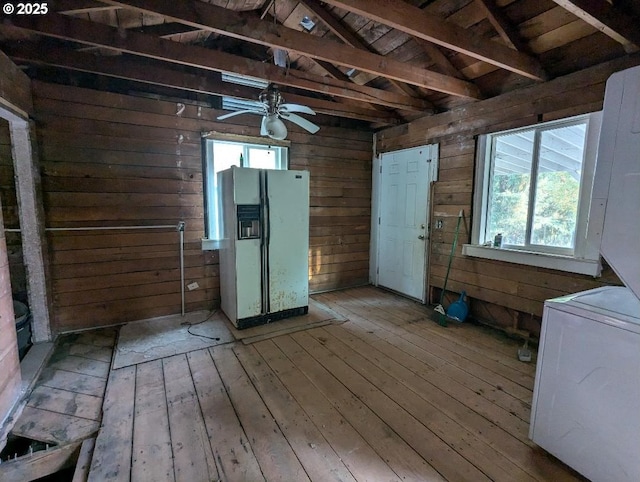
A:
[202, 139, 288, 249]
[465, 112, 603, 275]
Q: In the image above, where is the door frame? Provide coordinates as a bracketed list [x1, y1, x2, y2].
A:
[369, 142, 439, 303]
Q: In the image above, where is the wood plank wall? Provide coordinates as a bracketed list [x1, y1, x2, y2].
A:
[376, 56, 640, 336]
[32, 82, 372, 334]
[0, 121, 26, 296]
[0, 118, 21, 426]
[0, 50, 33, 117]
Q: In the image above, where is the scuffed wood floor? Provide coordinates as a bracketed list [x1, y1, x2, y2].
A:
[87, 286, 582, 481]
[11, 328, 116, 445]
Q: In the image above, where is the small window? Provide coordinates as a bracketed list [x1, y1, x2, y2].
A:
[466, 112, 603, 275]
[202, 139, 288, 249]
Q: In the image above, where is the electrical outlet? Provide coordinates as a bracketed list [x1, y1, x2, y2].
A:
[436, 219, 444, 229]
[187, 282, 199, 291]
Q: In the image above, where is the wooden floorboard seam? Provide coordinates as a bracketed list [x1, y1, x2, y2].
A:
[80, 288, 584, 482]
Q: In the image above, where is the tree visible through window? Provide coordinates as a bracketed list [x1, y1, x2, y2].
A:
[486, 120, 587, 254]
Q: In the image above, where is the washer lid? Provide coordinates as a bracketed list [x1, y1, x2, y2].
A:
[547, 286, 640, 331]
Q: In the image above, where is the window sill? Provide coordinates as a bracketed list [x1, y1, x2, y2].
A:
[201, 238, 222, 251]
[461, 244, 602, 277]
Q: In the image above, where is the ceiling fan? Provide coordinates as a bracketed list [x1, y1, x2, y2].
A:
[216, 84, 320, 140]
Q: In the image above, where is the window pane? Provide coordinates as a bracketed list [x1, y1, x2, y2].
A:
[210, 143, 243, 241]
[488, 130, 534, 246]
[247, 148, 278, 169]
[213, 142, 243, 173]
[531, 124, 585, 248]
[205, 140, 288, 243]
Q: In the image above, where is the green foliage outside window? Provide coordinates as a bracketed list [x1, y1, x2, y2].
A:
[489, 171, 580, 248]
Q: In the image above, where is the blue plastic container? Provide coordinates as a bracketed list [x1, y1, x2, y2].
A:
[446, 291, 469, 322]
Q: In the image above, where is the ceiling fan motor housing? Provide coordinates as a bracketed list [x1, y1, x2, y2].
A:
[259, 85, 283, 115]
[216, 83, 318, 139]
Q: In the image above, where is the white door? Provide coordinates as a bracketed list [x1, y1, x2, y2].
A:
[377, 145, 437, 301]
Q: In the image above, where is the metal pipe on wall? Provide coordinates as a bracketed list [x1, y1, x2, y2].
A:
[177, 222, 186, 316]
[44, 224, 178, 231]
[9, 222, 188, 316]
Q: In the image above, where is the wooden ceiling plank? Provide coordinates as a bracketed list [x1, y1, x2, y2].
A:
[100, 0, 481, 99]
[267, 8, 399, 114]
[297, 0, 368, 49]
[76, 22, 203, 53]
[551, 0, 640, 52]
[294, 0, 432, 101]
[412, 38, 464, 79]
[7, 43, 395, 123]
[473, 0, 529, 52]
[319, 0, 547, 81]
[5, 13, 431, 111]
[54, 0, 120, 14]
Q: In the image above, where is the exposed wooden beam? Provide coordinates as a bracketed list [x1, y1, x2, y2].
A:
[319, 0, 547, 81]
[0, 48, 33, 118]
[297, 0, 368, 49]
[5, 14, 430, 111]
[100, 0, 481, 99]
[7, 43, 396, 124]
[474, 0, 529, 52]
[412, 38, 464, 79]
[265, 11, 352, 83]
[296, 0, 428, 100]
[552, 0, 640, 52]
[313, 59, 351, 82]
[54, 0, 119, 14]
[265, 11, 402, 117]
[260, 0, 275, 20]
[76, 22, 204, 53]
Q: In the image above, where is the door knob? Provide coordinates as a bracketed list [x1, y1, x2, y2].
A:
[418, 234, 425, 240]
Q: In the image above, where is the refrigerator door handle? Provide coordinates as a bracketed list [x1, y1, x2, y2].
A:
[260, 171, 270, 314]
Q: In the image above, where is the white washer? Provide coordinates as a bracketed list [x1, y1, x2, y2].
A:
[530, 286, 640, 482]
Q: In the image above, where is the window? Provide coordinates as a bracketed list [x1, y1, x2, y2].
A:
[202, 139, 288, 249]
[465, 112, 603, 276]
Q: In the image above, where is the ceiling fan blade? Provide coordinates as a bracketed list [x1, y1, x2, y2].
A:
[279, 103, 316, 115]
[280, 112, 320, 134]
[217, 109, 263, 120]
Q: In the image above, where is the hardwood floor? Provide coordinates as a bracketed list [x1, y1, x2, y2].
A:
[11, 328, 116, 445]
[88, 286, 583, 481]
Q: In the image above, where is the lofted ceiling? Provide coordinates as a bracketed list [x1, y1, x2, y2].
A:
[1, 0, 639, 128]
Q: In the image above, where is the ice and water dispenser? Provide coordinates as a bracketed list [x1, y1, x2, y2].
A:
[237, 205, 261, 240]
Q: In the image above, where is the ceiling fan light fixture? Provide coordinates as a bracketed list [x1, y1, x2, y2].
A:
[264, 114, 287, 140]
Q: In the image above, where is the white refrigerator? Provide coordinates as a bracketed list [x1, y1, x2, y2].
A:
[530, 66, 640, 481]
[218, 167, 310, 329]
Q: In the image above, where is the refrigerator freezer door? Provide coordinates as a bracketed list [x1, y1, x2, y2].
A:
[233, 168, 262, 319]
[218, 167, 263, 323]
[235, 238, 263, 319]
[265, 170, 310, 313]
